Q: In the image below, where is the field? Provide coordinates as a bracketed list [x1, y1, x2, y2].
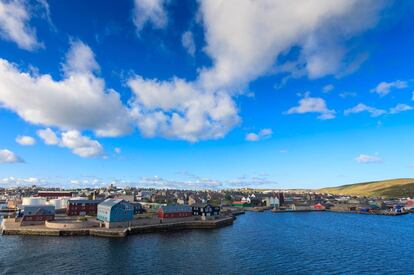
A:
[318, 178, 414, 198]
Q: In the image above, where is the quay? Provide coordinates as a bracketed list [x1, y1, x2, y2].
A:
[1, 215, 234, 238]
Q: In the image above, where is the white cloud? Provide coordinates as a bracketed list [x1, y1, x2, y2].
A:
[125, 0, 385, 141]
[389, 103, 413, 114]
[128, 76, 240, 142]
[0, 0, 42, 50]
[286, 97, 336, 120]
[133, 0, 167, 33]
[339, 91, 357, 98]
[0, 41, 132, 137]
[322, 84, 334, 93]
[355, 154, 382, 164]
[0, 176, 43, 187]
[0, 149, 23, 163]
[344, 103, 386, 117]
[371, 80, 407, 96]
[198, 0, 385, 91]
[37, 128, 59, 145]
[181, 31, 196, 56]
[114, 147, 121, 154]
[15, 135, 36, 146]
[37, 128, 103, 158]
[345, 103, 413, 117]
[245, 128, 273, 142]
[60, 130, 103, 158]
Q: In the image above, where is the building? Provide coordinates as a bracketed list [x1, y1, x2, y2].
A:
[262, 196, 280, 208]
[21, 205, 55, 226]
[37, 191, 73, 199]
[97, 199, 134, 228]
[157, 205, 192, 219]
[192, 203, 220, 218]
[66, 199, 101, 216]
[131, 202, 145, 214]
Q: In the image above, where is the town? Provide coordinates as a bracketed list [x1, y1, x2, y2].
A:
[1, 185, 413, 238]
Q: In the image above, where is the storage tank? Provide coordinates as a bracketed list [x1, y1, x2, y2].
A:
[49, 198, 69, 209]
[22, 197, 47, 206]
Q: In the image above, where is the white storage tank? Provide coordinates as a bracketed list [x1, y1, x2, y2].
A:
[22, 197, 47, 206]
[49, 198, 69, 209]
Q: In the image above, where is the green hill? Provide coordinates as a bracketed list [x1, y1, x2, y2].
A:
[318, 178, 414, 198]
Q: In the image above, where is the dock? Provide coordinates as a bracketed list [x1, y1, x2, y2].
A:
[1, 216, 234, 238]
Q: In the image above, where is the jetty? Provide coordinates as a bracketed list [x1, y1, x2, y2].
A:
[1, 215, 234, 238]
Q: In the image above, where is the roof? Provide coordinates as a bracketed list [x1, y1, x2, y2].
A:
[68, 199, 102, 204]
[159, 205, 192, 213]
[98, 199, 124, 209]
[191, 203, 211, 208]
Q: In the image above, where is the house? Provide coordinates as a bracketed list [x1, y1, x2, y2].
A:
[262, 196, 280, 208]
[192, 203, 220, 218]
[66, 199, 101, 216]
[131, 202, 145, 214]
[21, 205, 55, 226]
[97, 199, 134, 228]
[157, 205, 192, 219]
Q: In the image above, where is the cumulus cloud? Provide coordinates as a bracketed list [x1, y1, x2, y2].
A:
[245, 128, 273, 142]
[0, 176, 43, 187]
[15, 135, 36, 146]
[128, 76, 240, 142]
[322, 84, 334, 93]
[198, 0, 386, 91]
[37, 128, 103, 158]
[125, 0, 386, 141]
[37, 128, 59, 145]
[389, 103, 413, 114]
[0, 41, 132, 137]
[133, 0, 167, 33]
[344, 103, 386, 117]
[0, 0, 42, 50]
[0, 149, 23, 163]
[182, 31, 196, 56]
[344, 103, 413, 117]
[371, 80, 407, 96]
[286, 97, 336, 120]
[60, 130, 103, 158]
[355, 154, 382, 164]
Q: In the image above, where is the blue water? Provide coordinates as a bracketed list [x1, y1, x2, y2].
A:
[1, 212, 414, 274]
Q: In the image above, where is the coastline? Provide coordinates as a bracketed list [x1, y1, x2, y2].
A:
[1, 216, 234, 238]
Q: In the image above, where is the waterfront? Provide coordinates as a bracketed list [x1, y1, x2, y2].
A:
[1, 212, 414, 274]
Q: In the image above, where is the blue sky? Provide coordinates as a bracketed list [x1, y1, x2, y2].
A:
[0, 0, 414, 189]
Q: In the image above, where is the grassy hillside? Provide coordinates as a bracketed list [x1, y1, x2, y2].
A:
[318, 178, 414, 198]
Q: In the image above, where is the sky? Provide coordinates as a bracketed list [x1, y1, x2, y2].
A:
[1, 0, 414, 190]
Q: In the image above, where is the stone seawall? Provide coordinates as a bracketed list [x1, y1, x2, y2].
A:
[1, 216, 234, 238]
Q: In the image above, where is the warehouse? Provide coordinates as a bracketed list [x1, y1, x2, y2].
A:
[66, 199, 102, 216]
[157, 205, 192, 219]
[21, 205, 55, 226]
[97, 199, 134, 228]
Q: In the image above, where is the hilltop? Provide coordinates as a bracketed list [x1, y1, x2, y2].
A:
[318, 178, 414, 198]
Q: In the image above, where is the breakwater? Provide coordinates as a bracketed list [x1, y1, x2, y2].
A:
[1, 216, 234, 238]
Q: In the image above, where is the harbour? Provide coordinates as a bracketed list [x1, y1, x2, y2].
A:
[1, 211, 414, 274]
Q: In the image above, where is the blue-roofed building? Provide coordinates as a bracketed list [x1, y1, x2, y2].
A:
[97, 199, 134, 228]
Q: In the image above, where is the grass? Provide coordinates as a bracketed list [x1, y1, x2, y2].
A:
[318, 178, 414, 198]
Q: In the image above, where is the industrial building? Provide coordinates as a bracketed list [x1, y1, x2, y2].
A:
[67, 199, 101, 216]
[21, 205, 55, 226]
[37, 191, 73, 199]
[97, 199, 134, 228]
[157, 205, 192, 219]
